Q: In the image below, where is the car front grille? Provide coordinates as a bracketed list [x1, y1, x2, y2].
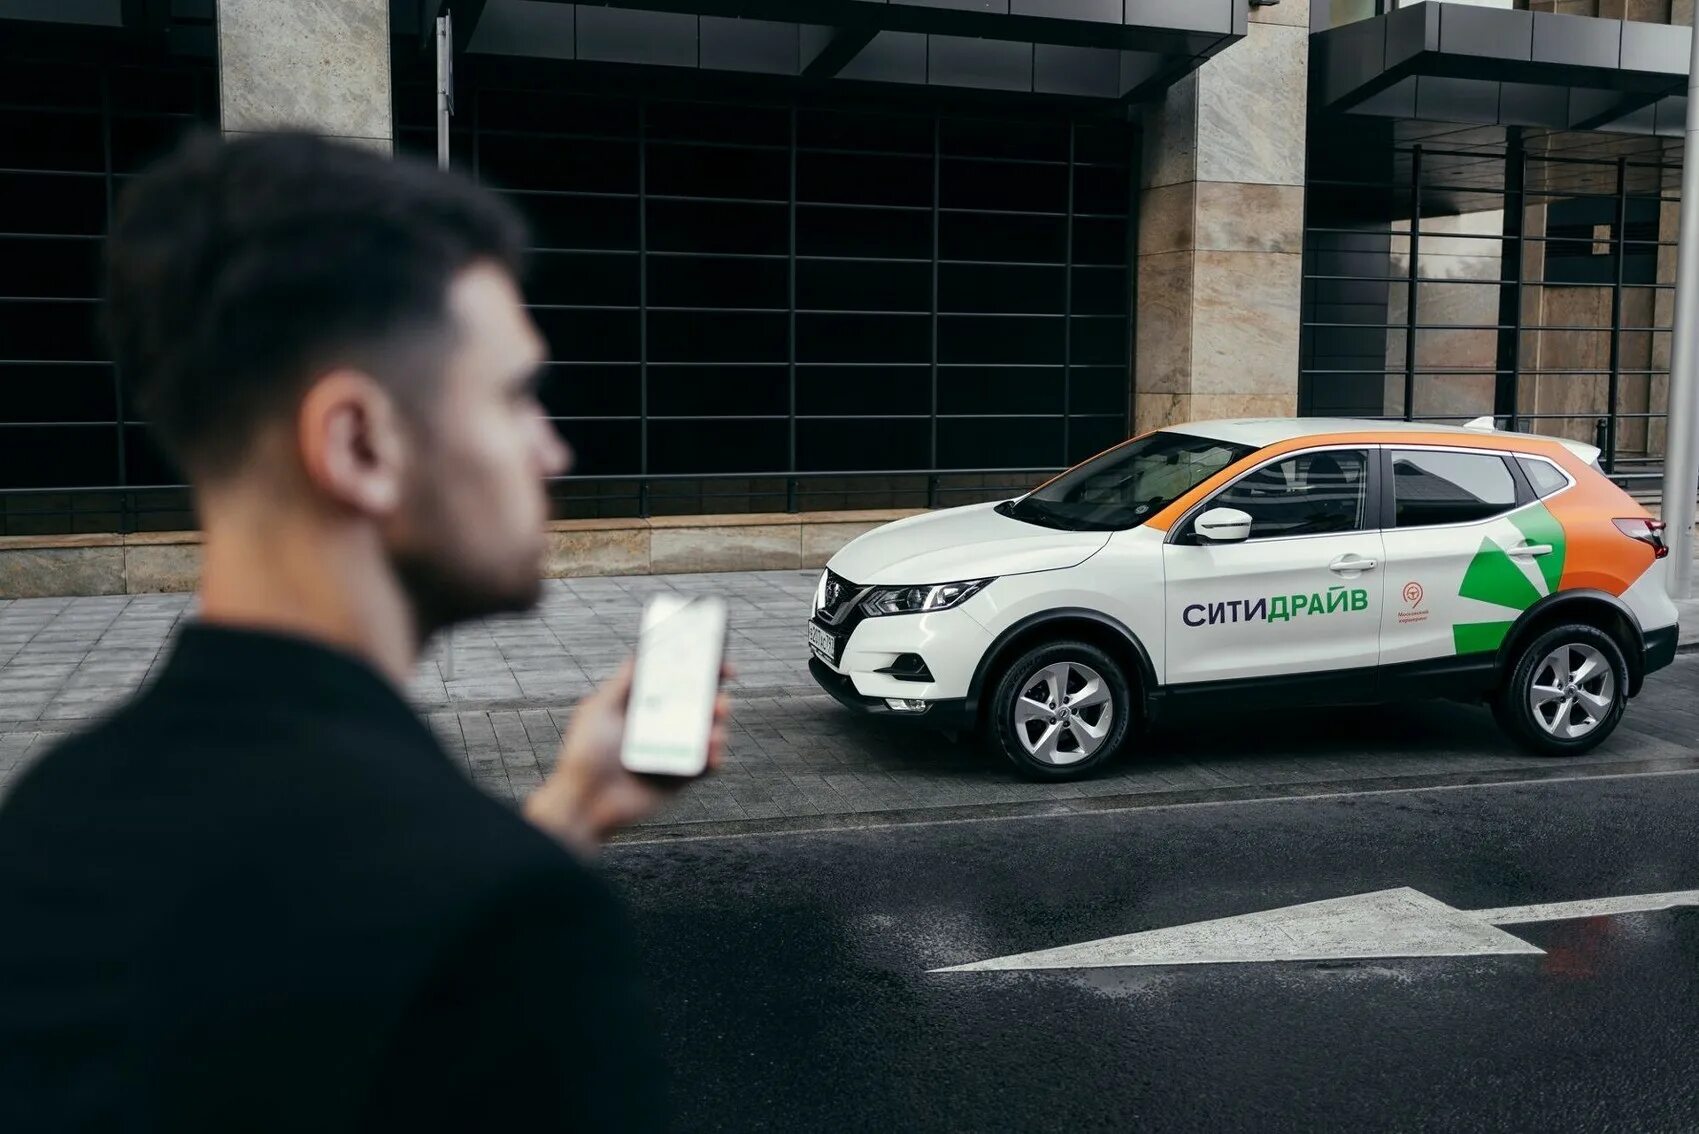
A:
[816, 570, 865, 626]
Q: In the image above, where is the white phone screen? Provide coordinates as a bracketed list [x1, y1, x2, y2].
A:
[620, 594, 728, 777]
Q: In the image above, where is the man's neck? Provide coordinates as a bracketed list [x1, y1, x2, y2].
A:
[195, 503, 421, 688]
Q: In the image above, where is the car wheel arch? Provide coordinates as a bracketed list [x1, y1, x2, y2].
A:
[1497, 589, 1646, 696]
[966, 609, 1157, 724]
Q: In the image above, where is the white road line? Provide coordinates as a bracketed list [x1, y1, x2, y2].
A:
[1476, 890, 1699, 925]
[611, 763, 1699, 847]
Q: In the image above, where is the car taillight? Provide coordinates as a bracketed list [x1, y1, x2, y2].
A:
[1613, 517, 1669, 559]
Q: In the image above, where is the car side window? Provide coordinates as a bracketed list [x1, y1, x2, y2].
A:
[1517, 456, 1571, 499]
[1392, 450, 1517, 527]
[1207, 449, 1370, 540]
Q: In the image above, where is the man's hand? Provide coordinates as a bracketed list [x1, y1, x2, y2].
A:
[523, 661, 731, 855]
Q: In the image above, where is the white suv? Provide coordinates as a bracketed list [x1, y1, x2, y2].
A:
[807, 419, 1681, 780]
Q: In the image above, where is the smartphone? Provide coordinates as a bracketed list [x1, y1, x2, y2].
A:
[620, 594, 728, 778]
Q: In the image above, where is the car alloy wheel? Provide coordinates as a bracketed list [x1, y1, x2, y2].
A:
[1495, 622, 1628, 757]
[989, 640, 1133, 780]
[1013, 661, 1114, 766]
[1527, 642, 1616, 741]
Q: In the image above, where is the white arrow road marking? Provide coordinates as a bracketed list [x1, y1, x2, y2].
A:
[931, 887, 1699, 973]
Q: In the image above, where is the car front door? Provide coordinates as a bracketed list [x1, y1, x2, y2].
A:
[1161, 446, 1385, 686]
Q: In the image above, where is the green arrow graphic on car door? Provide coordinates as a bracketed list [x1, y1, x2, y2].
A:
[1452, 504, 1567, 656]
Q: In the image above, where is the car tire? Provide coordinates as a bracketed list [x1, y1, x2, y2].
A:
[987, 640, 1134, 781]
[1492, 623, 1629, 757]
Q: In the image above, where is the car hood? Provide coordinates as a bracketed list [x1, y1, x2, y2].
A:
[827, 501, 1111, 586]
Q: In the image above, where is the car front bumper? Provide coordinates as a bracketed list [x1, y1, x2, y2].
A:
[808, 658, 975, 730]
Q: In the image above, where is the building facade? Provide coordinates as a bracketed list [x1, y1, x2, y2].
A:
[0, 0, 1687, 594]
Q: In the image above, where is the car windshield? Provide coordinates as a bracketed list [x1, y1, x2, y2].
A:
[999, 431, 1255, 532]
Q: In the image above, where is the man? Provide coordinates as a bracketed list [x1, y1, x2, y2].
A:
[0, 132, 721, 1131]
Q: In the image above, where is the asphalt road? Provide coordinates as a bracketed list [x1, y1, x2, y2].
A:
[605, 769, 1699, 1132]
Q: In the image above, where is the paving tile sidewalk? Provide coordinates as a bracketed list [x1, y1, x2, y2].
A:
[2, 570, 1697, 829]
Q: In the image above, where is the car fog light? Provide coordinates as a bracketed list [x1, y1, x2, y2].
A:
[884, 698, 930, 713]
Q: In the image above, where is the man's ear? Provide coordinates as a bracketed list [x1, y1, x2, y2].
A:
[296, 369, 411, 517]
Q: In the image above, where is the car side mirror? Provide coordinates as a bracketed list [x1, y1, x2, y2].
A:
[1194, 506, 1253, 544]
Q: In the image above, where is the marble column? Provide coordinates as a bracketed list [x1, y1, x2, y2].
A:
[216, 0, 392, 152]
[1134, 1, 1308, 433]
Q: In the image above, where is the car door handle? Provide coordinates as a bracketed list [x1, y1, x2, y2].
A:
[1329, 554, 1377, 573]
[1507, 543, 1553, 559]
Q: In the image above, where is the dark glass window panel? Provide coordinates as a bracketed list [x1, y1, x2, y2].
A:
[0, 300, 104, 361]
[476, 89, 640, 136]
[939, 315, 1064, 365]
[798, 152, 931, 207]
[797, 418, 929, 472]
[939, 263, 1064, 314]
[1068, 366, 1128, 416]
[797, 204, 932, 258]
[648, 311, 788, 362]
[111, 115, 199, 174]
[526, 251, 641, 307]
[940, 117, 1066, 162]
[1391, 449, 1517, 527]
[647, 143, 788, 201]
[1215, 450, 1371, 538]
[940, 212, 1065, 262]
[797, 260, 930, 312]
[123, 425, 181, 487]
[110, 67, 203, 116]
[1073, 163, 1131, 215]
[515, 193, 639, 250]
[1072, 266, 1128, 315]
[941, 158, 1067, 213]
[798, 109, 932, 154]
[1066, 415, 1128, 464]
[647, 200, 787, 254]
[938, 417, 1063, 470]
[539, 364, 640, 419]
[648, 256, 788, 309]
[1070, 318, 1127, 366]
[938, 367, 1064, 415]
[0, 174, 106, 235]
[0, 426, 115, 489]
[0, 108, 103, 172]
[1073, 216, 1128, 264]
[1072, 124, 1129, 165]
[0, 363, 115, 423]
[648, 419, 787, 474]
[478, 135, 638, 193]
[649, 365, 788, 416]
[558, 419, 642, 476]
[798, 313, 930, 363]
[0, 61, 102, 109]
[797, 365, 927, 415]
[0, 237, 103, 299]
[530, 308, 640, 362]
[647, 101, 788, 146]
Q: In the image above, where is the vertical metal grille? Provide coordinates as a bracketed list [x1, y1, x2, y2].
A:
[1301, 124, 1680, 487]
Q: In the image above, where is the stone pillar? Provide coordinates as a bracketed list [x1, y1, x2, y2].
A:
[1133, 2, 1309, 433]
[216, 0, 393, 152]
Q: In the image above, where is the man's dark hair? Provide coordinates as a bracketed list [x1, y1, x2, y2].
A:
[107, 131, 527, 478]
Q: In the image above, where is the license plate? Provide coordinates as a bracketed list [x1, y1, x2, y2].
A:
[807, 621, 840, 665]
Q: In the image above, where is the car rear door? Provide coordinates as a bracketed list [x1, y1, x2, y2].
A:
[1377, 446, 1549, 666]
[1161, 446, 1386, 685]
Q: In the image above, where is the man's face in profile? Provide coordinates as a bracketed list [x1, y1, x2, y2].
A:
[387, 262, 569, 633]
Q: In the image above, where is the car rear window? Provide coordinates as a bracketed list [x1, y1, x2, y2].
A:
[1392, 449, 1518, 527]
[1518, 456, 1571, 499]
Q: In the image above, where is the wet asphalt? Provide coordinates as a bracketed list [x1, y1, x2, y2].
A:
[605, 769, 1699, 1132]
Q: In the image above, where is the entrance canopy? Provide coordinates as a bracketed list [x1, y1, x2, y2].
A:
[432, 0, 1244, 102]
[1315, 3, 1692, 137]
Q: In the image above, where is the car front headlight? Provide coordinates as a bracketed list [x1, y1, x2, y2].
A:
[859, 578, 994, 618]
